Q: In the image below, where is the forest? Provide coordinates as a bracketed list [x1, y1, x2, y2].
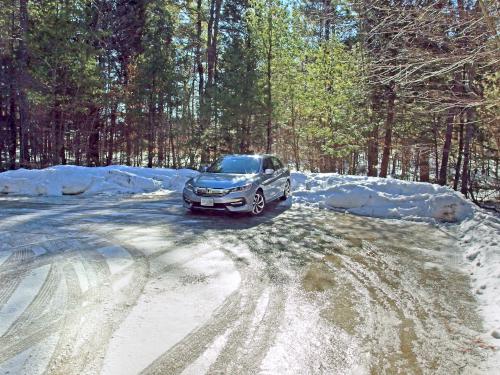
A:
[0, 0, 498, 203]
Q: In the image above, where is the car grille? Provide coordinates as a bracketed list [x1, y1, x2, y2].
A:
[195, 187, 229, 197]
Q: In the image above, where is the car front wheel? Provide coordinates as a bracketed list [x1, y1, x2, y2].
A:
[280, 180, 291, 201]
[251, 191, 265, 215]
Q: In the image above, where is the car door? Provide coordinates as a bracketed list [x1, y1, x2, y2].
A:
[271, 157, 286, 196]
[261, 157, 278, 200]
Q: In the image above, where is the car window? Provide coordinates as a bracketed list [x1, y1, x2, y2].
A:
[272, 157, 283, 170]
[262, 158, 274, 171]
[207, 156, 261, 174]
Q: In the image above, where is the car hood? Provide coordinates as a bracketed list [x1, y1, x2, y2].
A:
[192, 173, 259, 189]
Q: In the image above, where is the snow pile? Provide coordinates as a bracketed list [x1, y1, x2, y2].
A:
[458, 212, 500, 368]
[0, 165, 198, 196]
[0, 167, 475, 222]
[0, 166, 474, 222]
[291, 172, 475, 222]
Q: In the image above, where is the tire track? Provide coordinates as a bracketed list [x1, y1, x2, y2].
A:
[205, 234, 289, 375]
[0, 232, 147, 375]
[0, 320, 62, 365]
[208, 287, 286, 375]
[2, 264, 60, 338]
[0, 247, 33, 269]
[44, 243, 147, 375]
[44, 259, 87, 375]
[0, 275, 22, 309]
[140, 233, 273, 375]
[0, 265, 56, 363]
[140, 291, 242, 375]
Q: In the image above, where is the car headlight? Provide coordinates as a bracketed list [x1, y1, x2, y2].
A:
[230, 183, 253, 192]
[185, 181, 194, 191]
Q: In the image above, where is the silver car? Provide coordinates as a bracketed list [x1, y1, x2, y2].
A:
[183, 154, 291, 215]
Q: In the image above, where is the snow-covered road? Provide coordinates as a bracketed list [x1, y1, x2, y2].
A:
[0, 193, 496, 374]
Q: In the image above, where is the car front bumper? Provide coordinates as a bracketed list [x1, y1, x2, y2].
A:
[182, 187, 255, 212]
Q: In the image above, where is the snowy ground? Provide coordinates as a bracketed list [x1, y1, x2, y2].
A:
[0, 166, 499, 373]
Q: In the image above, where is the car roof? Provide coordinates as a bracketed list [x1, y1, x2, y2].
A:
[222, 154, 274, 158]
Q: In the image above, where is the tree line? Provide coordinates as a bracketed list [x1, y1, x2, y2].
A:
[0, 0, 498, 203]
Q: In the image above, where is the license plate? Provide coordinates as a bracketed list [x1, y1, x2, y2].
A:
[200, 197, 214, 206]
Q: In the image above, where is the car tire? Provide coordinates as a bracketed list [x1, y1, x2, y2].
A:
[251, 190, 265, 216]
[280, 180, 291, 201]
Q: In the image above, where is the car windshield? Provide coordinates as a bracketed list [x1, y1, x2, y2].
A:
[207, 156, 261, 174]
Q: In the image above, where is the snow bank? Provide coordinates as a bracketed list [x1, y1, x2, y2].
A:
[458, 213, 500, 369]
[291, 172, 475, 223]
[0, 165, 198, 196]
[1, 167, 475, 222]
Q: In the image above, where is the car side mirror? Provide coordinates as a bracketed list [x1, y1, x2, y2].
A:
[264, 168, 274, 175]
[199, 165, 209, 172]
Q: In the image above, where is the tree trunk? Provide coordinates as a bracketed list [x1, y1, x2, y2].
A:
[121, 58, 132, 166]
[75, 129, 81, 165]
[125, 123, 132, 166]
[290, 100, 300, 171]
[106, 106, 116, 165]
[158, 125, 165, 167]
[351, 152, 358, 175]
[438, 109, 455, 185]
[379, 83, 395, 178]
[196, 0, 204, 98]
[323, 0, 331, 40]
[419, 147, 430, 182]
[200, 0, 222, 163]
[87, 106, 100, 167]
[8, 82, 16, 170]
[17, 0, 30, 168]
[167, 118, 173, 167]
[195, 0, 207, 163]
[453, 114, 465, 190]
[433, 118, 440, 181]
[206, 0, 222, 90]
[460, 108, 475, 196]
[367, 93, 380, 177]
[52, 88, 65, 165]
[391, 152, 397, 176]
[147, 98, 155, 168]
[60, 126, 67, 165]
[265, 11, 273, 154]
[367, 125, 379, 177]
[239, 116, 249, 153]
[401, 145, 410, 180]
[157, 101, 165, 167]
[169, 120, 176, 168]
